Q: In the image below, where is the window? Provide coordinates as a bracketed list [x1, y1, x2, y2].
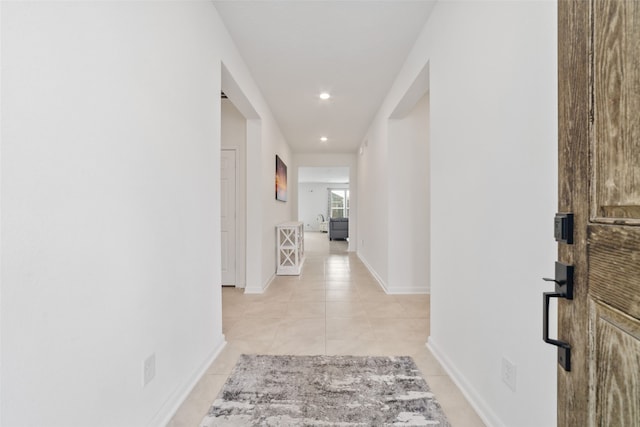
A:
[329, 189, 349, 218]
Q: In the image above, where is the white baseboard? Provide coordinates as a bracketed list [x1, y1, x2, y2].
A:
[356, 252, 429, 295]
[385, 286, 430, 295]
[427, 337, 505, 427]
[151, 336, 227, 427]
[244, 273, 275, 294]
[356, 252, 389, 292]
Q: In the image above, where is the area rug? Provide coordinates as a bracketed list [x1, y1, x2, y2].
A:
[200, 354, 450, 426]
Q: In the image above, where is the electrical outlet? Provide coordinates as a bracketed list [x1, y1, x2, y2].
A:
[143, 353, 156, 387]
[501, 357, 517, 392]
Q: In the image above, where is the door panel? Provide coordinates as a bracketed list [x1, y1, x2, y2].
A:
[593, 0, 640, 224]
[588, 225, 640, 319]
[591, 301, 640, 427]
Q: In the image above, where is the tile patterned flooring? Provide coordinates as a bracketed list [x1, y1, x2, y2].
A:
[168, 232, 485, 426]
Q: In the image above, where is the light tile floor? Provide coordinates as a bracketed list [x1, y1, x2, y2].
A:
[168, 232, 485, 426]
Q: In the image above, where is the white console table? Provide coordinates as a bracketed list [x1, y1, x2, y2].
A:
[276, 222, 305, 275]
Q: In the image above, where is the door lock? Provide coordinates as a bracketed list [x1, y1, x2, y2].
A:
[554, 213, 574, 244]
[542, 261, 574, 300]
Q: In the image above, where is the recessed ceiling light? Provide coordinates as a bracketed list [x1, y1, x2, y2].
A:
[319, 92, 331, 100]
[320, 136, 328, 142]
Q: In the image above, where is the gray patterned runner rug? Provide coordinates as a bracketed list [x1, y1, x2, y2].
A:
[200, 354, 450, 426]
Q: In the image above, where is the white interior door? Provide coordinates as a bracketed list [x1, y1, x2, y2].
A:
[221, 149, 237, 286]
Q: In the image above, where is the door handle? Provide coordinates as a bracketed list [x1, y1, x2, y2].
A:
[542, 277, 566, 285]
[543, 291, 571, 371]
[541, 262, 574, 371]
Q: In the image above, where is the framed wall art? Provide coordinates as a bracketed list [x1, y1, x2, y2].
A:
[275, 155, 287, 202]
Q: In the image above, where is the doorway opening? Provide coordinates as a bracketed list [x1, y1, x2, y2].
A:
[220, 63, 260, 290]
[297, 167, 350, 245]
[386, 62, 430, 294]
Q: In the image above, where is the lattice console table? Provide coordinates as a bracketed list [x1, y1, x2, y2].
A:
[276, 222, 305, 275]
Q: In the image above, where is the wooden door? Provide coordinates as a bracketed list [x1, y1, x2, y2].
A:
[221, 149, 237, 286]
[558, 1, 640, 425]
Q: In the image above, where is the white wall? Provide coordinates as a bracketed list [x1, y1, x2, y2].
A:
[244, 119, 264, 292]
[0, 1, 291, 425]
[387, 93, 430, 294]
[259, 120, 293, 290]
[292, 153, 357, 251]
[357, 122, 389, 283]
[298, 183, 349, 231]
[358, 2, 558, 427]
[221, 99, 247, 287]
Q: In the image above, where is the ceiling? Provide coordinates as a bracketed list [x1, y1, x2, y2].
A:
[298, 167, 350, 184]
[213, 1, 436, 154]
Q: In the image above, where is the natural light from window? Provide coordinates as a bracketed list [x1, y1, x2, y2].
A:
[330, 189, 349, 218]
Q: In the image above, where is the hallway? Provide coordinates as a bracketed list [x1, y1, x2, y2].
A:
[169, 232, 485, 426]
